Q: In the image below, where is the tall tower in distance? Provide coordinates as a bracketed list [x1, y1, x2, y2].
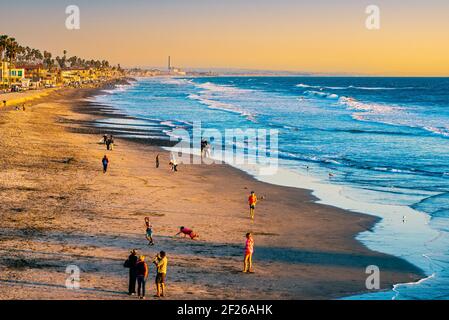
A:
[168, 56, 171, 72]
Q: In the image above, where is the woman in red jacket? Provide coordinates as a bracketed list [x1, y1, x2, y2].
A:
[135, 255, 149, 299]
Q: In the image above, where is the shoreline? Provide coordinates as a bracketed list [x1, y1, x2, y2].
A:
[69, 82, 429, 296]
[0, 82, 424, 299]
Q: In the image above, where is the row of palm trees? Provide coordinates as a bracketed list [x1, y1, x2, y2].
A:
[0, 34, 121, 71]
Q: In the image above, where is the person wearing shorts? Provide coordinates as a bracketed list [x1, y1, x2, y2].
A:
[153, 251, 167, 297]
[248, 191, 257, 220]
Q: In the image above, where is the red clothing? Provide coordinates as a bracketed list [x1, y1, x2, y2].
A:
[136, 261, 148, 277]
[245, 238, 254, 255]
[181, 227, 198, 239]
[181, 227, 192, 235]
[248, 194, 257, 205]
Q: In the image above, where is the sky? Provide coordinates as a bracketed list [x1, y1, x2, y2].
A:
[1, 0, 449, 75]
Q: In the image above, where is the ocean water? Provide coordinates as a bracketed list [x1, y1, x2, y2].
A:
[93, 76, 449, 299]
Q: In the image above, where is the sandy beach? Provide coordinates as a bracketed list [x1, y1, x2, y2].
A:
[0, 83, 423, 300]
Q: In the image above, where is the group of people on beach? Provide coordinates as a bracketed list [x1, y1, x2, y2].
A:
[200, 138, 211, 158]
[100, 134, 259, 297]
[124, 249, 168, 299]
[103, 134, 114, 150]
[124, 218, 200, 299]
[124, 192, 257, 299]
[13, 104, 26, 111]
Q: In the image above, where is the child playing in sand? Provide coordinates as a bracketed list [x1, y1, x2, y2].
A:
[248, 191, 257, 220]
[243, 232, 254, 273]
[174, 226, 199, 240]
[145, 217, 154, 246]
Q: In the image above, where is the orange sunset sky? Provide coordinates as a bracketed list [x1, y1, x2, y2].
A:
[1, 0, 449, 76]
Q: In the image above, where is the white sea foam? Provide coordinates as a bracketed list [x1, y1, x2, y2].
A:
[195, 81, 254, 94]
[304, 90, 340, 99]
[187, 82, 257, 122]
[297, 83, 414, 91]
[158, 77, 193, 86]
[101, 82, 135, 94]
[188, 93, 255, 119]
[339, 96, 400, 113]
[423, 126, 449, 137]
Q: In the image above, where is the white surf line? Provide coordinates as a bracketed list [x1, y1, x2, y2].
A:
[392, 270, 436, 300]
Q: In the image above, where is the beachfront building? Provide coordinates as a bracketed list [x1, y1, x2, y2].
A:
[16, 64, 49, 89]
[0, 61, 9, 89]
[0, 62, 25, 88]
[60, 68, 84, 85]
[8, 67, 25, 84]
[60, 68, 115, 86]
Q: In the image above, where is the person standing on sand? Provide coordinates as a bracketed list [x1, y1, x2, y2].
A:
[124, 249, 138, 295]
[102, 155, 109, 173]
[248, 191, 257, 220]
[145, 217, 154, 246]
[153, 251, 167, 297]
[109, 135, 114, 150]
[169, 159, 178, 172]
[156, 154, 160, 168]
[136, 255, 149, 299]
[243, 233, 254, 273]
[103, 134, 108, 145]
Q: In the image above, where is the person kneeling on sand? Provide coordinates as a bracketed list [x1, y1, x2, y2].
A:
[136, 255, 149, 299]
[243, 233, 254, 273]
[174, 226, 199, 240]
[102, 155, 109, 173]
[153, 251, 168, 297]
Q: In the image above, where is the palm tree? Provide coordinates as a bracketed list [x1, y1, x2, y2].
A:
[43, 51, 53, 69]
[5, 37, 20, 62]
[33, 49, 43, 63]
[4, 37, 21, 87]
[0, 35, 8, 88]
[68, 56, 78, 68]
[55, 56, 63, 69]
[0, 35, 9, 61]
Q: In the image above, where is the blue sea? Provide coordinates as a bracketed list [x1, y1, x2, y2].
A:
[93, 76, 449, 299]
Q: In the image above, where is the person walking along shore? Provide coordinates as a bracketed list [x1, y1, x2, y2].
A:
[248, 191, 257, 220]
[102, 155, 109, 173]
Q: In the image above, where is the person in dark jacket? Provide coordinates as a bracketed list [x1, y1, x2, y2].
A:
[125, 249, 138, 295]
[102, 155, 109, 173]
[136, 255, 149, 299]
